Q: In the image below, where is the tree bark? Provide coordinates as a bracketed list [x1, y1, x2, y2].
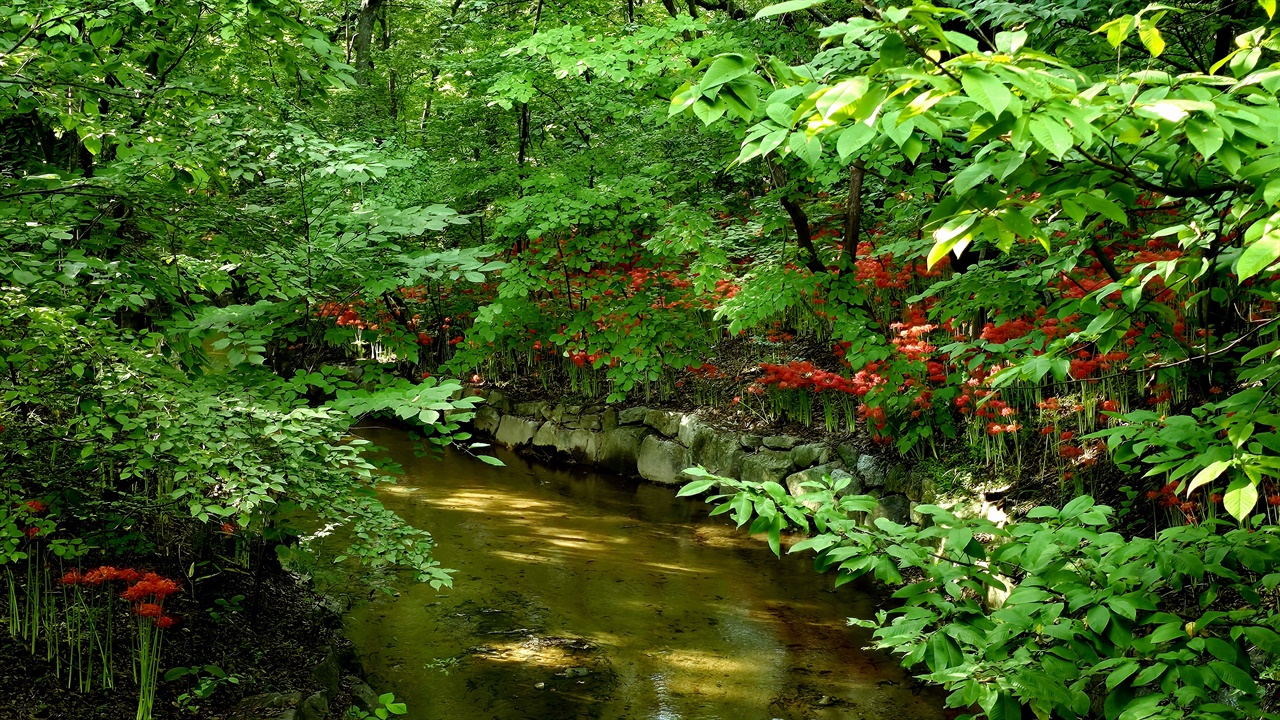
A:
[353, 0, 385, 84]
[841, 160, 865, 264]
[768, 161, 826, 275]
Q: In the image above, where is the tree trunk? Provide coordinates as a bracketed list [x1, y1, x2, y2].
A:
[841, 160, 865, 266]
[353, 0, 384, 84]
[768, 161, 826, 275]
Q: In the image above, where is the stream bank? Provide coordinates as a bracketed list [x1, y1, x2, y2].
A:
[469, 389, 1006, 532]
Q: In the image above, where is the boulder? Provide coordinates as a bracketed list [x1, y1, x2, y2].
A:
[618, 406, 649, 425]
[740, 449, 795, 485]
[856, 453, 903, 489]
[836, 442, 859, 468]
[346, 677, 381, 714]
[473, 405, 502, 435]
[598, 426, 652, 475]
[487, 389, 512, 414]
[228, 692, 303, 720]
[297, 692, 329, 720]
[561, 429, 602, 464]
[568, 413, 602, 431]
[495, 416, 540, 448]
[512, 400, 547, 417]
[784, 463, 861, 501]
[636, 436, 693, 485]
[763, 435, 800, 450]
[869, 494, 911, 526]
[643, 409, 683, 437]
[550, 403, 583, 424]
[312, 650, 341, 698]
[740, 434, 763, 449]
[790, 443, 830, 469]
[531, 422, 561, 448]
[885, 467, 924, 501]
[602, 408, 618, 432]
[691, 430, 746, 478]
[676, 414, 704, 447]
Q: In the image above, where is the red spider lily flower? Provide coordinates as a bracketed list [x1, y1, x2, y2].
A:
[1100, 399, 1120, 412]
[1209, 493, 1223, 503]
[220, 522, 237, 535]
[1039, 426, 1054, 436]
[60, 570, 83, 585]
[154, 616, 177, 629]
[1269, 495, 1280, 506]
[24, 500, 47, 514]
[1060, 431, 1074, 441]
[24, 527, 39, 538]
[134, 603, 163, 618]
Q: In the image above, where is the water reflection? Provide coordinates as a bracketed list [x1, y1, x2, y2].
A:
[341, 427, 944, 720]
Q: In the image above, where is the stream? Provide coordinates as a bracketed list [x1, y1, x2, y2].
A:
[342, 426, 946, 720]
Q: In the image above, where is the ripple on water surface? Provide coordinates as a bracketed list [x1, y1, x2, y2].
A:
[342, 426, 945, 720]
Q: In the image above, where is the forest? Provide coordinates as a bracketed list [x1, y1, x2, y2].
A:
[4, 0, 1280, 717]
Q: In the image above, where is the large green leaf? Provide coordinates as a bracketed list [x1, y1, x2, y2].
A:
[962, 68, 1013, 118]
[754, 0, 828, 18]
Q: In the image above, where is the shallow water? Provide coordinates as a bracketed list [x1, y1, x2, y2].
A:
[342, 427, 944, 720]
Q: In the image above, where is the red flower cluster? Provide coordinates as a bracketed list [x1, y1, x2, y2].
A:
[61, 566, 143, 586]
[756, 361, 855, 394]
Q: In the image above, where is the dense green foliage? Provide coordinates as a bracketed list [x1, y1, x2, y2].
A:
[7, 0, 1280, 716]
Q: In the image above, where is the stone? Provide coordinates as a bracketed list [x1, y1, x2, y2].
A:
[643, 409, 683, 437]
[550, 403, 582, 424]
[512, 401, 547, 417]
[572, 413, 602, 431]
[920, 477, 939, 504]
[789, 443, 830, 469]
[739, 434, 763, 449]
[473, 405, 501, 435]
[602, 408, 618, 432]
[346, 677, 380, 714]
[691, 429, 746, 478]
[297, 692, 329, 720]
[561, 429, 602, 464]
[494, 416, 540, 448]
[618, 406, 649, 425]
[885, 467, 923, 501]
[783, 463, 861, 501]
[676, 414, 704, 447]
[740, 449, 795, 485]
[229, 692, 303, 720]
[762, 435, 800, 450]
[487, 389, 512, 414]
[836, 442, 859, 468]
[869, 494, 911, 526]
[531, 422, 560, 448]
[598, 426, 652, 475]
[636, 436, 693, 485]
[909, 501, 930, 527]
[312, 651, 341, 698]
[856, 453, 903, 489]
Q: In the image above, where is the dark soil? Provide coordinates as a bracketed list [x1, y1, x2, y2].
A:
[0, 557, 356, 720]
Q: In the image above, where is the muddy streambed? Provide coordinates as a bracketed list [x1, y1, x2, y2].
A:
[342, 427, 945, 720]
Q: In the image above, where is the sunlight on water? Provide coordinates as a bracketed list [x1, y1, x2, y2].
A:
[341, 427, 945, 720]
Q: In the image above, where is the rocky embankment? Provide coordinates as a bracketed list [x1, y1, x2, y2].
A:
[471, 391, 1001, 529]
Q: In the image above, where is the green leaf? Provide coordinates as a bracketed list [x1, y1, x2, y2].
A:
[1185, 120, 1224, 160]
[1262, 0, 1277, 19]
[700, 54, 753, 90]
[1186, 460, 1229, 496]
[1223, 477, 1258, 522]
[678, 479, 718, 497]
[1236, 214, 1280, 281]
[1244, 626, 1280, 654]
[754, 0, 828, 18]
[986, 692, 1022, 720]
[1029, 116, 1072, 159]
[1087, 604, 1112, 634]
[1138, 21, 1165, 57]
[928, 214, 977, 268]
[817, 77, 869, 120]
[962, 68, 1013, 118]
[476, 455, 505, 466]
[836, 123, 875, 160]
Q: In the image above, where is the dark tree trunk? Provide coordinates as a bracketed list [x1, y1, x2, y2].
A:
[353, 0, 385, 84]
